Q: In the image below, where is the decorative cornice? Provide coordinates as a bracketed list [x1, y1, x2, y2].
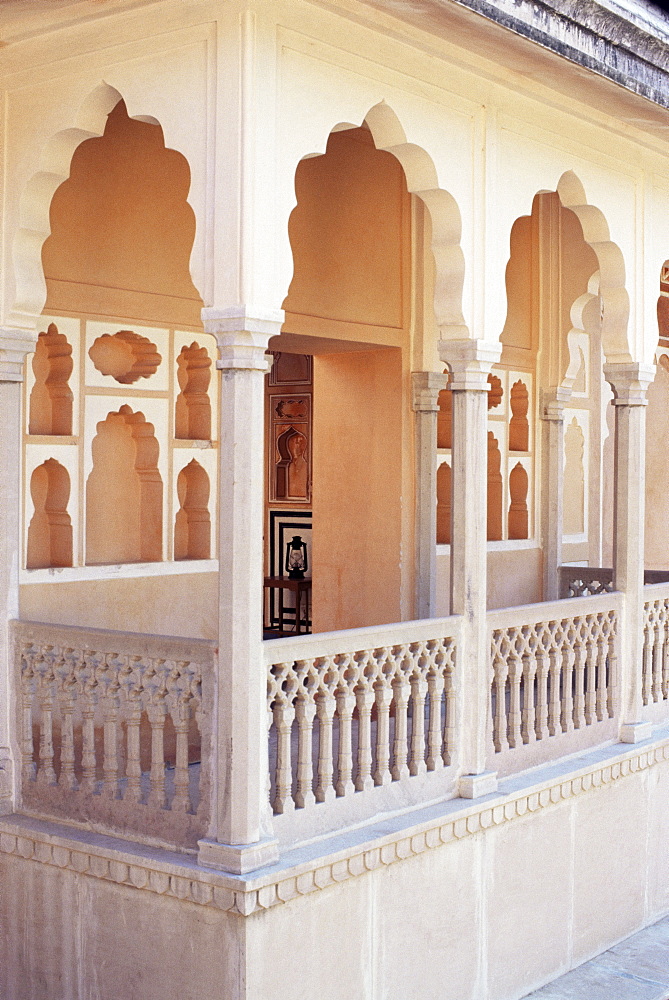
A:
[2, 731, 669, 917]
[438, 339, 502, 391]
[604, 361, 655, 405]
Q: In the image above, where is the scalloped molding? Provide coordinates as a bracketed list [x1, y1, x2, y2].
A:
[2, 734, 669, 918]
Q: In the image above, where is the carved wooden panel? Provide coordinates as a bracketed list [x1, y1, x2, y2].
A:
[266, 353, 313, 507]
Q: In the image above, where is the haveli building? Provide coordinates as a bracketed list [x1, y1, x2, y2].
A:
[2, 0, 669, 997]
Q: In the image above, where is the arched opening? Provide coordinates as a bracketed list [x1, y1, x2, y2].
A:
[497, 183, 608, 606]
[29, 323, 74, 435]
[487, 432, 503, 542]
[174, 460, 211, 560]
[26, 459, 73, 569]
[645, 262, 669, 569]
[86, 406, 162, 566]
[175, 343, 212, 440]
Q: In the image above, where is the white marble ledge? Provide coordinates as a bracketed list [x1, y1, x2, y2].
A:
[2, 724, 669, 918]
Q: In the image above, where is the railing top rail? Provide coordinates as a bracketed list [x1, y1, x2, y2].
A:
[263, 615, 463, 665]
[487, 591, 622, 633]
[12, 619, 217, 665]
[643, 580, 669, 600]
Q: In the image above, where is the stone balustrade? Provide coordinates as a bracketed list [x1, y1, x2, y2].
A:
[487, 593, 621, 775]
[559, 565, 614, 598]
[264, 617, 461, 844]
[14, 620, 215, 851]
[642, 582, 669, 713]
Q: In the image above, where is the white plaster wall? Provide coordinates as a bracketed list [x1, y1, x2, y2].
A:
[4, 755, 669, 1000]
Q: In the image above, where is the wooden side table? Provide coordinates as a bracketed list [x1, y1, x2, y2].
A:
[263, 576, 312, 635]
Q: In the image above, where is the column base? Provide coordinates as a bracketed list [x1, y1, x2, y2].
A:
[459, 771, 498, 799]
[620, 721, 652, 744]
[198, 837, 279, 875]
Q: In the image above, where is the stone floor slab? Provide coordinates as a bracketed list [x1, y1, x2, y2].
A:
[524, 915, 669, 1000]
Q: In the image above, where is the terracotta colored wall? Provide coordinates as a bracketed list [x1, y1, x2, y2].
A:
[283, 126, 411, 347]
[311, 349, 407, 632]
[436, 549, 542, 614]
[19, 572, 217, 639]
[42, 100, 202, 328]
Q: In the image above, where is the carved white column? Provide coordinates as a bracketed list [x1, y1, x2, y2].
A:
[439, 339, 501, 797]
[604, 362, 654, 743]
[0, 328, 36, 813]
[540, 388, 569, 601]
[412, 372, 449, 620]
[197, 306, 280, 874]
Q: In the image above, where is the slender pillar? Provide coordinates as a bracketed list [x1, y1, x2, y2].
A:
[540, 388, 569, 601]
[197, 307, 280, 874]
[440, 339, 501, 797]
[0, 328, 36, 814]
[604, 362, 654, 743]
[412, 371, 449, 620]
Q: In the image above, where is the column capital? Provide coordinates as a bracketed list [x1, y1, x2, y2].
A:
[603, 361, 654, 405]
[411, 371, 449, 411]
[438, 339, 502, 391]
[0, 327, 37, 382]
[202, 306, 283, 372]
[540, 386, 571, 421]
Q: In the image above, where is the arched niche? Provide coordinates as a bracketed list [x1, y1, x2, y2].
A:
[508, 463, 529, 540]
[645, 262, 669, 568]
[175, 343, 212, 440]
[27, 459, 73, 569]
[29, 322, 73, 435]
[438, 373, 503, 452]
[174, 460, 211, 561]
[487, 432, 503, 542]
[509, 381, 529, 452]
[436, 461, 451, 545]
[11, 85, 204, 331]
[275, 427, 308, 501]
[86, 405, 162, 565]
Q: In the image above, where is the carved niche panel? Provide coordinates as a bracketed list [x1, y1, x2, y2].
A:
[266, 352, 312, 506]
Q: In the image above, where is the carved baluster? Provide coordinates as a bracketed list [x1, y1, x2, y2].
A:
[492, 640, 509, 753]
[315, 688, 336, 803]
[79, 654, 99, 793]
[20, 649, 37, 782]
[124, 698, 143, 804]
[443, 661, 456, 766]
[36, 650, 57, 786]
[507, 647, 523, 749]
[147, 703, 167, 809]
[426, 670, 445, 770]
[295, 695, 317, 808]
[583, 624, 596, 726]
[409, 668, 428, 776]
[642, 617, 653, 706]
[373, 682, 393, 786]
[57, 659, 78, 791]
[521, 641, 537, 745]
[547, 632, 561, 736]
[606, 615, 617, 718]
[662, 604, 669, 700]
[355, 686, 375, 792]
[560, 625, 575, 734]
[391, 665, 411, 782]
[172, 701, 192, 814]
[595, 628, 607, 722]
[653, 608, 663, 703]
[535, 640, 549, 741]
[572, 626, 586, 730]
[272, 695, 296, 814]
[335, 686, 356, 797]
[101, 686, 121, 800]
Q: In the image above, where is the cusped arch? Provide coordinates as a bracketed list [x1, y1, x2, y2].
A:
[11, 82, 201, 331]
[284, 101, 468, 345]
[555, 171, 630, 364]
